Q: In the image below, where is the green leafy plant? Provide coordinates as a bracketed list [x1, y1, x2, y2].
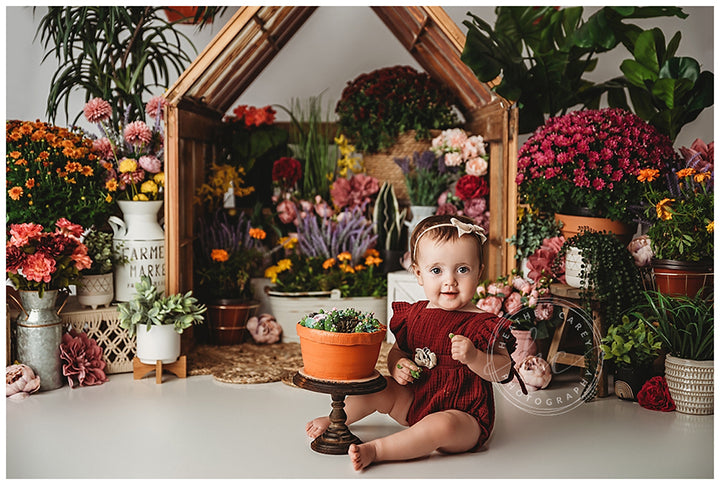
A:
[81, 229, 114, 275]
[631, 290, 713, 361]
[553, 228, 644, 329]
[35, 6, 223, 126]
[460, 6, 688, 134]
[601, 314, 662, 368]
[299, 307, 383, 333]
[508, 208, 562, 260]
[604, 28, 714, 142]
[118, 275, 206, 337]
[373, 182, 407, 252]
[335, 65, 460, 153]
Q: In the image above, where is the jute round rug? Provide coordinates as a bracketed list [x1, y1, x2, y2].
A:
[188, 341, 392, 386]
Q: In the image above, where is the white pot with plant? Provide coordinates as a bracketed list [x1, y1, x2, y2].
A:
[77, 228, 115, 309]
[118, 276, 206, 364]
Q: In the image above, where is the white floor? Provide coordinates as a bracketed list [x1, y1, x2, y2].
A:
[6, 368, 714, 480]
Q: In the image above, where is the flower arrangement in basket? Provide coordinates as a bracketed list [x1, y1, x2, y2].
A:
[635, 139, 714, 262]
[83, 96, 166, 202]
[6, 218, 91, 296]
[516, 108, 678, 223]
[6, 120, 112, 229]
[335, 65, 461, 153]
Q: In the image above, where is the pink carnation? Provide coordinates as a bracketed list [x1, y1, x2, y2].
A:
[71, 245, 92, 271]
[138, 155, 162, 174]
[145, 95, 168, 119]
[21, 252, 55, 283]
[124, 121, 152, 146]
[9, 223, 44, 247]
[83, 98, 112, 123]
[92, 137, 114, 159]
[277, 199, 298, 225]
[54, 218, 84, 239]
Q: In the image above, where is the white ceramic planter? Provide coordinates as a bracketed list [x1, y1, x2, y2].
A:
[267, 289, 387, 342]
[565, 246, 590, 288]
[664, 354, 714, 415]
[76, 272, 114, 309]
[135, 324, 181, 365]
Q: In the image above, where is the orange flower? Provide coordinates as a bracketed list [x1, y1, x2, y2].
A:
[364, 248, 380, 258]
[38, 151, 50, 160]
[637, 168, 660, 182]
[25, 178, 35, 189]
[249, 228, 266, 240]
[322, 258, 336, 269]
[65, 161, 82, 173]
[340, 263, 355, 274]
[656, 198, 674, 221]
[81, 165, 94, 177]
[337, 251, 352, 262]
[8, 151, 21, 159]
[676, 168, 696, 179]
[14, 158, 27, 166]
[8, 186, 23, 200]
[105, 179, 118, 192]
[694, 172, 711, 183]
[211, 249, 229, 262]
[365, 255, 383, 267]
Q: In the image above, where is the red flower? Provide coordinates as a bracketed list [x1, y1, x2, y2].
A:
[455, 174, 488, 201]
[272, 157, 302, 188]
[637, 376, 676, 412]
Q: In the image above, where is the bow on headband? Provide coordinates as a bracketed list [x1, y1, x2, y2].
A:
[450, 218, 487, 243]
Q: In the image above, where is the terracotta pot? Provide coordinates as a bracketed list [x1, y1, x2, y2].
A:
[206, 299, 260, 345]
[297, 323, 387, 381]
[164, 7, 207, 24]
[651, 259, 713, 298]
[554, 212, 636, 245]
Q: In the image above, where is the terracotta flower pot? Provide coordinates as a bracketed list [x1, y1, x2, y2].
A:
[651, 259, 713, 298]
[554, 212, 636, 245]
[206, 299, 260, 345]
[297, 323, 387, 381]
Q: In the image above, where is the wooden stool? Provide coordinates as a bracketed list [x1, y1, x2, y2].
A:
[548, 284, 607, 398]
[293, 370, 387, 455]
[133, 355, 187, 384]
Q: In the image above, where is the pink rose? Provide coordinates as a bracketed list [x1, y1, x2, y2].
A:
[444, 152, 463, 167]
[465, 157, 488, 177]
[512, 276, 533, 295]
[516, 356, 552, 391]
[276, 199, 298, 225]
[627, 235, 654, 267]
[477, 295, 503, 316]
[447, 128, 468, 149]
[504, 292, 524, 315]
[6, 364, 41, 400]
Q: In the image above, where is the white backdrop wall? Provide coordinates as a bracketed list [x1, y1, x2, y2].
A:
[5, 6, 715, 148]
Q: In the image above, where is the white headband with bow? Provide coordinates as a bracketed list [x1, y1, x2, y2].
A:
[412, 217, 487, 260]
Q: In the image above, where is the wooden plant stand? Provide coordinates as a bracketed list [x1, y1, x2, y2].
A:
[293, 370, 387, 455]
[133, 355, 187, 384]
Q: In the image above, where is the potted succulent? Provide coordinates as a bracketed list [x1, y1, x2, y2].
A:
[600, 315, 662, 400]
[118, 275, 206, 364]
[635, 140, 713, 298]
[372, 181, 407, 273]
[296, 307, 387, 381]
[631, 290, 714, 415]
[77, 228, 115, 309]
[516, 108, 678, 235]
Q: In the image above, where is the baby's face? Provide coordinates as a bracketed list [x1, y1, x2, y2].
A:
[413, 236, 482, 312]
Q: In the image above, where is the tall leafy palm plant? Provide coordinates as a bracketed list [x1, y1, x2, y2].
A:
[35, 7, 225, 126]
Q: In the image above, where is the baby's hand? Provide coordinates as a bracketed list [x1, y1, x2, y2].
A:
[392, 358, 420, 385]
[449, 333, 478, 365]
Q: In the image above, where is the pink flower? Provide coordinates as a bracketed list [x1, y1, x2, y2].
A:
[123, 121, 152, 146]
[145, 95, 168, 119]
[447, 128, 468, 149]
[246, 313, 283, 344]
[59, 329, 108, 388]
[350, 173, 380, 207]
[534, 302, 554, 321]
[512, 276, 533, 295]
[83, 98, 112, 123]
[435, 202, 458, 216]
[21, 252, 55, 283]
[504, 292, 524, 315]
[71, 245, 92, 271]
[138, 155, 162, 174]
[6, 364, 41, 400]
[314, 196, 334, 218]
[54, 218, 83, 239]
[477, 295, 503, 316]
[9, 223, 44, 247]
[444, 152, 463, 167]
[465, 157, 488, 177]
[527, 246, 560, 283]
[277, 199, 298, 225]
[627, 235, 654, 267]
[330, 177, 352, 209]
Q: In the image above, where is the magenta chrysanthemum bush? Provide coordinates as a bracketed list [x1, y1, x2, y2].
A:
[516, 108, 678, 222]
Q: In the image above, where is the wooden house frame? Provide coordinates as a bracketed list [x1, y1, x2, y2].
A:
[164, 6, 519, 297]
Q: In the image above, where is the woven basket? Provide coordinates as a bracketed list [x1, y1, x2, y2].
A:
[362, 129, 440, 205]
[664, 354, 714, 415]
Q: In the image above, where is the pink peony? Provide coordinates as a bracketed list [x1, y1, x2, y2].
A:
[503, 292, 524, 315]
[444, 152, 463, 167]
[6, 364, 41, 400]
[138, 155, 162, 174]
[435, 202, 459, 216]
[246, 313, 283, 344]
[59, 329, 108, 388]
[465, 157, 488, 177]
[123, 120, 152, 146]
[277, 199, 298, 225]
[534, 302, 554, 321]
[83, 98, 112, 123]
[627, 235, 654, 267]
[477, 295, 503, 316]
[145, 95, 168, 119]
[22, 252, 55, 283]
[512, 275, 533, 295]
[516, 356, 552, 391]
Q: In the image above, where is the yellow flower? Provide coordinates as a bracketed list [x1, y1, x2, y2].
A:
[355, 264, 365, 271]
[676, 168, 696, 179]
[322, 258, 336, 269]
[105, 193, 113, 203]
[340, 263, 355, 274]
[276, 259, 292, 272]
[133, 193, 149, 201]
[141, 180, 158, 195]
[279, 236, 297, 250]
[154, 172, 165, 186]
[707, 221, 714, 233]
[211, 249, 229, 262]
[118, 158, 137, 173]
[637, 168, 660, 182]
[656, 198, 675, 221]
[249, 228, 266, 240]
[264, 266, 279, 284]
[337, 251, 352, 262]
[694, 172, 712, 184]
[105, 179, 118, 192]
[365, 255, 383, 267]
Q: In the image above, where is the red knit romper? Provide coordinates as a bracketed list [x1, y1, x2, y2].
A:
[390, 300, 516, 449]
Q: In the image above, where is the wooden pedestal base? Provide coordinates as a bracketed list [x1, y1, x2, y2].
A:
[293, 370, 387, 455]
[132, 355, 187, 384]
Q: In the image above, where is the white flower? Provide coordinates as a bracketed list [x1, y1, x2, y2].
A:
[465, 157, 488, 177]
[444, 152, 463, 167]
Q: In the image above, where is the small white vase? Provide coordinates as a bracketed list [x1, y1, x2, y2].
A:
[135, 324, 181, 365]
[565, 246, 590, 288]
[76, 272, 114, 309]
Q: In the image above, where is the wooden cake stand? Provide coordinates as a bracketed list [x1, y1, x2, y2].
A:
[293, 370, 387, 455]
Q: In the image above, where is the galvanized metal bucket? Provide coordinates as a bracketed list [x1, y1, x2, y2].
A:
[10, 290, 67, 391]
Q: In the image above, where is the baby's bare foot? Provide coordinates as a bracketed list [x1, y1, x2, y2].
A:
[305, 417, 330, 438]
[348, 442, 377, 471]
